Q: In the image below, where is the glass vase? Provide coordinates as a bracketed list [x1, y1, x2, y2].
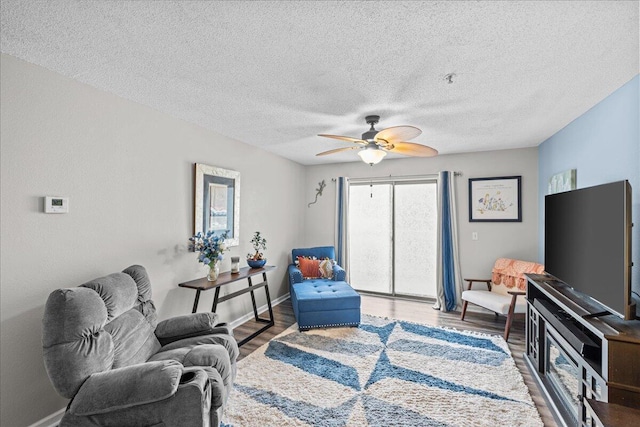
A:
[207, 260, 220, 281]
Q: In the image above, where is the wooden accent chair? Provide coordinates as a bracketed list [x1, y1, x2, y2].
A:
[460, 258, 544, 341]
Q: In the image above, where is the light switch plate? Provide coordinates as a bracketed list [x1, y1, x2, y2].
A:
[45, 196, 69, 213]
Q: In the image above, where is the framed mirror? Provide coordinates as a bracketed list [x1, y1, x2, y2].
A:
[194, 163, 240, 246]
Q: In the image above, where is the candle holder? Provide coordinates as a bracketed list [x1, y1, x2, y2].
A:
[231, 256, 240, 274]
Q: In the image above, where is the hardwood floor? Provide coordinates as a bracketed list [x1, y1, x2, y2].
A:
[233, 294, 558, 427]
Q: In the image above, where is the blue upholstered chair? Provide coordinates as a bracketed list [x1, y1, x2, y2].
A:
[288, 246, 346, 285]
[288, 246, 360, 330]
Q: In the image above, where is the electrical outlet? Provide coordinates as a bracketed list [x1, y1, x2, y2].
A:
[472, 232, 478, 241]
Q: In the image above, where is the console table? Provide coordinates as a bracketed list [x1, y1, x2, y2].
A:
[179, 265, 275, 347]
[525, 274, 640, 427]
[586, 399, 640, 427]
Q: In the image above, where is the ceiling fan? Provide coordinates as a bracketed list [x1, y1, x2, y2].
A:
[316, 115, 438, 165]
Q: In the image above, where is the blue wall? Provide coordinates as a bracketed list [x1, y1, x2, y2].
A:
[538, 74, 640, 298]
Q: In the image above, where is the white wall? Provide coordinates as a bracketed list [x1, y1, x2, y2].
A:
[0, 54, 306, 427]
[304, 148, 539, 281]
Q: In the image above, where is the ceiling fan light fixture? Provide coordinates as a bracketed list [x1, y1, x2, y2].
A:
[358, 145, 387, 165]
[317, 115, 435, 163]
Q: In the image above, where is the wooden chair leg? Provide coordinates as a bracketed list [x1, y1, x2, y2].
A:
[504, 294, 519, 341]
[460, 300, 469, 320]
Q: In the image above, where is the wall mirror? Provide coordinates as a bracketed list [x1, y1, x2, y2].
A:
[194, 163, 240, 246]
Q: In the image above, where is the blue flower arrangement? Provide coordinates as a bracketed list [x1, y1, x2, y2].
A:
[189, 230, 230, 267]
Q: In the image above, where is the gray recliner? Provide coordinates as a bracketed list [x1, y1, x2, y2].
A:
[42, 265, 238, 427]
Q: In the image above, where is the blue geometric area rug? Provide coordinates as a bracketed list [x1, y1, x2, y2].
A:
[222, 314, 543, 427]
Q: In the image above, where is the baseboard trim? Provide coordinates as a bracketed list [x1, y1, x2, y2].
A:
[30, 294, 291, 427]
[27, 407, 65, 427]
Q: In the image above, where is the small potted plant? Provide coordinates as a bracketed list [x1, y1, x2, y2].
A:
[246, 231, 267, 268]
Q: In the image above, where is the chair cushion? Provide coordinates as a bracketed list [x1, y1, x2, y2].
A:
[43, 288, 108, 347]
[157, 331, 238, 359]
[462, 290, 526, 315]
[123, 265, 158, 328]
[43, 288, 113, 399]
[150, 340, 235, 390]
[81, 272, 138, 321]
[293, 281, 360, 312]
[155, 312, 221, 344]
[69, 360, 182, 416]
[82, 272, 161, 368]
[104, 308, 160, 368]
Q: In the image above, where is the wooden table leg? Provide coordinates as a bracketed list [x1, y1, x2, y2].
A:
[211, 287, 221, 313]
[192, 290, 201, 313]
[248, 276, 259, 321]
[237, 278, 275, 347]
[263, 272, 274, 324]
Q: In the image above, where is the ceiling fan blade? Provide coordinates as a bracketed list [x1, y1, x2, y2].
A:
[318, 134, 366, 144]
[374, 126, 422, 145]
[386, 142, 438, 157]
[316, 146, 361, 156]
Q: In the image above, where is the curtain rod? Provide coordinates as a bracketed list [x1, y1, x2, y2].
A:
[332, 172, 462, 183]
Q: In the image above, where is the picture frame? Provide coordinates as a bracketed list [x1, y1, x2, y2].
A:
[194, 163, 240, 246]
[469, 176, 522, 222]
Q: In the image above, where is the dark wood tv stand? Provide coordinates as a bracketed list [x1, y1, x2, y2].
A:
[525, 274, 640, 427]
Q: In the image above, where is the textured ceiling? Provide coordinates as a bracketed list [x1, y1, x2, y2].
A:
[1, 1, 638, 165]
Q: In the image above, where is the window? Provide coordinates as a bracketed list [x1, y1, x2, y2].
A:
[348, 178, 437, 298]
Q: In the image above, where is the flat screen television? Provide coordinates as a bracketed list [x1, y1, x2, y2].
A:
[544, 180, 634, 320]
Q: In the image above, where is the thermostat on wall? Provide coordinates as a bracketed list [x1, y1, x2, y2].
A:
[45, 196, 69, 213]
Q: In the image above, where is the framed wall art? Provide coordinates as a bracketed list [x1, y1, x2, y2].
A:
[194, 163, 240, 246]
[548, 169, 576, 194]
[469, 176, 522, 222]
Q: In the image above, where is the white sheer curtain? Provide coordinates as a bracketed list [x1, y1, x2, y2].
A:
[434, 171, 463, 311]
[335, 177, 350, 282]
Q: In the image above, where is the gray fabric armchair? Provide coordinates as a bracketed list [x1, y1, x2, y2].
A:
[42, 265, 238, 427]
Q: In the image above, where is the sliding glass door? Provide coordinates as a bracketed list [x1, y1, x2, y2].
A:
[394, 183, 437, 297]
[349, 184, 393, 294]
[348, 179, 437, 298]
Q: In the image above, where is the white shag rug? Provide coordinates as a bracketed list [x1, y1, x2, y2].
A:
[222, 314, 543, 427]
